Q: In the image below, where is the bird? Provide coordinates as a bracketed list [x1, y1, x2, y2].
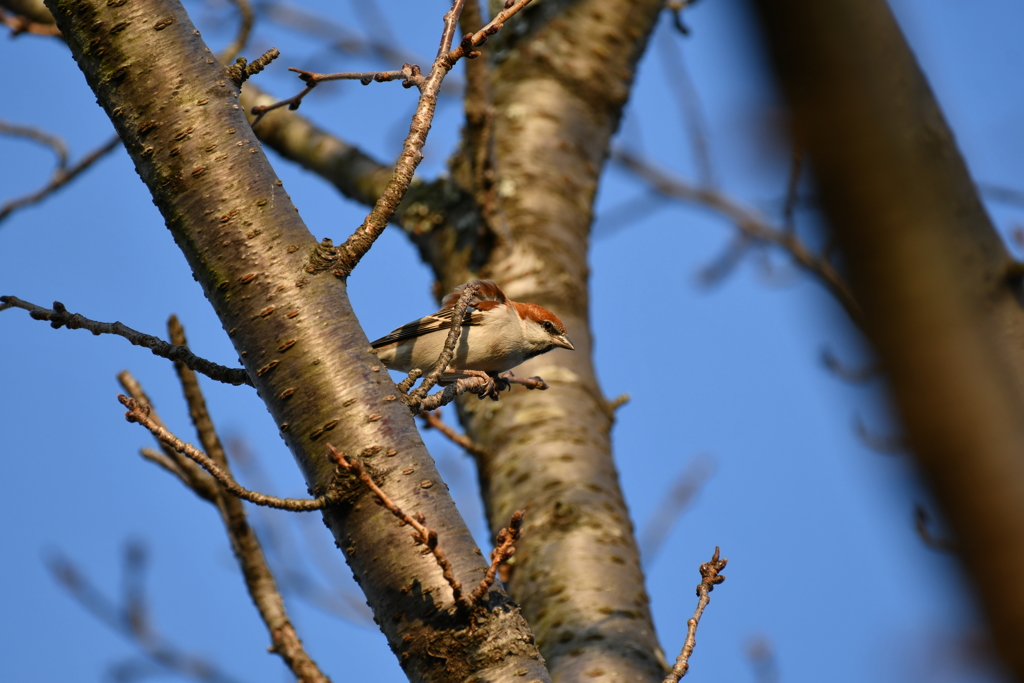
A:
[370, 280, 574, 391]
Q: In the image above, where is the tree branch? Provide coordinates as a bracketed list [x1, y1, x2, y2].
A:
[420, 408, 491, 459]
[327, 445, 466, 606]
[663, 547, 728, 682]
[166, 317, 330, 682]
[332, 0, 534, 277]
[119, 395, 328, 511]
[0, 134, 120, 226]
[1, 297, 252, 386]
[611, 148, 862, 325]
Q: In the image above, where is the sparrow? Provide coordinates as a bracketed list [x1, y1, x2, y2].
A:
[371, 280, 574, 385]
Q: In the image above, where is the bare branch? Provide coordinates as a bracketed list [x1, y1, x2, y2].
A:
[139, 446, 191, 485]
[414, 373, 498, 412]
[782, 144, 803, 230]
[250, 64, 423, 126]
[332, 0, 534, 277]
[1, 297, 252, 386]
[663, 546, 728, 682]
[255, 0, 443, 83]
[665, 0, 702, 36]
[0, 118, 68, 168]
[612, 148, 862, 325]
[46, 548, 244, 683]
[327, 445, 465, 605]
[655, 25, 714, 186]
[420, 408, 492, 460]
[639, 456, 715, 564]
[119, 395, 328, 511]
[979, 183, 1024, 208]
[166, 316, 330, 683]
[458, 0, 507, 241]
[218, 0, 254, 63]
[0, 6, 61, 35]
[409, 281, 480, 400]
[464, 510, 524, 606]
[745, 636, 779, 683]
[914, 504, 957, 554]
[853, 413, 906, 455]
[118, 371, 220, 502]
[821, 347, 882, 383]
[0, 134, 120, 226]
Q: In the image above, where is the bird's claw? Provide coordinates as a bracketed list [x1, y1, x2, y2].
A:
[464, 370, 510, 401]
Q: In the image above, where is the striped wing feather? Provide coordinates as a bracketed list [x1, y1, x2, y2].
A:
[371, 280, 506, 348]
[370, 308, 485, 348]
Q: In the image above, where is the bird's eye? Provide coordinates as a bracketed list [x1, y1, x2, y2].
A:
[541, 321, 555, 333]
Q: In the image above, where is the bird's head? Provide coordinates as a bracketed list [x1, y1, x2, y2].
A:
[514, 302, 575, 358]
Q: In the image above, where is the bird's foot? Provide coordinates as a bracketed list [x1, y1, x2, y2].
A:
[464, 370, 510, 401]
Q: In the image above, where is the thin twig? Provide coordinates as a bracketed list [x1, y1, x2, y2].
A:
[459, 0, 507, 242]
[139, 446, 191, 484]
[327, 445, 465, 605]
[697, 233, 753, 286]
[821, 347, 882, 383]
[46, 549, 245, 683]
[409, 281, 480, 400]
[411, 372, 524, 413]
[979, 183, 1024, 207]
[0, 118, 68, 168]
[1, 296, 252, 386]
[505, 374, 548, 390]
[166, 317, 330, 682]
[611, 148, 863, 326]
[608, 393, 631, 413]
[853, 413, 905, 455]
[0, 7, 62, 36]
[639, 456, 715, 564]
[0, 134, 120, 225]
[914, 504, 957, 553]
[333, 0, 534, 277]
[665, 0, 701, 36]
[655, 25, 714, 186]
[746, 636, 779, 683]
[119, 371, 220, 502]
[396, 368, 422, 394]
[782, 145, 803, 231]
[663, 546, 728, 682]
[249, 63, 424, 127]
[223, 438, 373, 625]
[464, 510, 524, 605]
[218, 0, 254, 63]
[227, 48, 281, 88]
[119, 395, 327, 510]
[420, 408, 491, 459]
[255, 0, 462, 93]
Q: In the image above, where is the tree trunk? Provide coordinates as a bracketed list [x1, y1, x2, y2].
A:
[749, 1, 1024, 678]
[45, 0, 549, 679]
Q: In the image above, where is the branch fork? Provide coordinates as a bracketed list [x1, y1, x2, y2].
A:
[328, 444, 523, 613]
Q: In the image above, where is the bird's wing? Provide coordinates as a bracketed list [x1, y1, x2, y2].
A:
[371, 280, 507, 348]
[370, 308, 486, 348]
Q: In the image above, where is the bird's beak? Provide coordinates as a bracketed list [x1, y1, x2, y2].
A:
[553, 335, 575, 351]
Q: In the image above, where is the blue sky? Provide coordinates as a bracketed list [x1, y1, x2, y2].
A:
[2, 1, 1022, 681]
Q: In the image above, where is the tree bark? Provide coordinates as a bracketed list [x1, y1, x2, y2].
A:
[448, 1, 669, 680]
[749, 1, 1024, 678]
[45, 0, 549, 679]
[250, 1, 673, 678]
